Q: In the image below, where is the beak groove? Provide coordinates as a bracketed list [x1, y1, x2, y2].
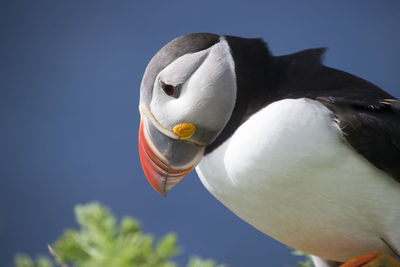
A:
[139, 120, 196, 196]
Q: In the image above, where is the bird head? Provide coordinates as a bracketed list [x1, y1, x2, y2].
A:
[138, 33, 237, 195]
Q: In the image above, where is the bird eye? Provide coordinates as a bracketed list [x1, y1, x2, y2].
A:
[159, 80, 180, 98]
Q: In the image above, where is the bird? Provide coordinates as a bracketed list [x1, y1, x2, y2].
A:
[138, 33, 400, 267]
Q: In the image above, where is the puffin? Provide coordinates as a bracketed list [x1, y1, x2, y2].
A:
[138, 33, 400, 267]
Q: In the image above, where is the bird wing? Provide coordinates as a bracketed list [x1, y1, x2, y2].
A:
[279, 50, 400, 183]
[317, 96, 400, 182]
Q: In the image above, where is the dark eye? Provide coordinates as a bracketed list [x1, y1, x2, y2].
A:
[159, 80, 180, 98]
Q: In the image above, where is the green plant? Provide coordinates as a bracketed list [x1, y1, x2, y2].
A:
[14, 202, 311, 267]
[292, 250, 314, 267]
[14, 202, 225, 267]
[14, 254, 53, 267]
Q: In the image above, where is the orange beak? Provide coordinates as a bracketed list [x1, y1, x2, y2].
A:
[138, 119, 204, 196]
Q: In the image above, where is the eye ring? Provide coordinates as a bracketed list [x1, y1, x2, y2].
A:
[159, 80, 181, 98]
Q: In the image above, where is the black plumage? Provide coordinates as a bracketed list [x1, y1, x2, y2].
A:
[206, 35, 400, 182]
[141, 33, 400, 182]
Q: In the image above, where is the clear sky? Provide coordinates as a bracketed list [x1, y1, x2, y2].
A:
[1, 1, 400, 266]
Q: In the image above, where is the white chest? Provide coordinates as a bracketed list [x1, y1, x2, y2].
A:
[196, 98, 400, 262]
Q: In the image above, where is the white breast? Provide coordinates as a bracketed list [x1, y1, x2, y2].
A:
[196, 98, 400, 262]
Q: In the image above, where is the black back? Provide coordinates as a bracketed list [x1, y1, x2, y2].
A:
[206, 35, 400, 182]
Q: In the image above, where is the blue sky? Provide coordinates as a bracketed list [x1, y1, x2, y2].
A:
[1, 1, 400, 266]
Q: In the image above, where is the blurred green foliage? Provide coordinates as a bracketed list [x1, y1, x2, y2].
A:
[14, 202, 225, 267]
[14, 254, 53, 267]
[14, 202, 311, 267]
[292, 250, 314, 267]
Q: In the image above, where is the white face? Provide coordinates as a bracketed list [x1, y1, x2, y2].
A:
[148, 38, 237, 145]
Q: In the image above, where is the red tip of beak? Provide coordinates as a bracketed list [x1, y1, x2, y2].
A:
[139, 120, 192, 196]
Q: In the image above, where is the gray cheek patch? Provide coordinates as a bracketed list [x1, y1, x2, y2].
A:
[147, 36, 237, 147]
[190, 127, 221, 146]
[156, 48, 210, 88]
[140, 33, 220, 106]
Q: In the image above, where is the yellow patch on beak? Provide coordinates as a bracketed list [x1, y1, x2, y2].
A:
[173, 122, 196, 140]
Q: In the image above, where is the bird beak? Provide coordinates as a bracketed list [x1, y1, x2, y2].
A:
[138, 117, 205, 196]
